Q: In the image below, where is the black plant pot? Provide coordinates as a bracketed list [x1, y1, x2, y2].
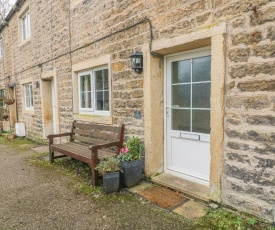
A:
[103, 172, 120, 193]
[121, 158, 143, 188]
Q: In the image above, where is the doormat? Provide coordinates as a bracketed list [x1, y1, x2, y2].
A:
[137, 185, 189, 211]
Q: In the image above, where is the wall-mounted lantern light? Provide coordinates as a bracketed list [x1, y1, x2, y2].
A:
[130, 51, 143, 74]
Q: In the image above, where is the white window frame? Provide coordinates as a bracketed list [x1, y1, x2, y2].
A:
[0, 38, 3, 58]
[24, 83, 33, 110]
[78, 66, 110, 115]
[21, 10, 30, 41]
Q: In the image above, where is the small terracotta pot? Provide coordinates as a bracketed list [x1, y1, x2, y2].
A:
[7, 134, 15, 141]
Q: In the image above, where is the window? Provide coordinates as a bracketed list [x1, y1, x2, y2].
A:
[0, 89, 6, 107]
[21, 11, 30, 41]
[0, 38, 3, 57]
[24, 83, 33, 109]
[78, 66, 109, 115]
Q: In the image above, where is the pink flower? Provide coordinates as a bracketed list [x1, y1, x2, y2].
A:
[125, 147, 129, 153]
[119, 148, 124, 154]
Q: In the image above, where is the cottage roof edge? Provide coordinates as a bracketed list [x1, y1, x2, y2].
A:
[0, 0, 25, 32]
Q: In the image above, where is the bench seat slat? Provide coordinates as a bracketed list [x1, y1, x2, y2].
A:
[52, 142, 116, 160]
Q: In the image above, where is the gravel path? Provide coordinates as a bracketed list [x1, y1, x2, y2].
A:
[0, 143, 190, 230]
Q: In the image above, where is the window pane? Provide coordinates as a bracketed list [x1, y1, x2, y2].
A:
[81, 92, 91, 108]
[27, 12, 30, 37]
[172, 84, 191, 108]
[172, 60, 191, 84]
[192, 56, 211, 82]
[104, 91, 109, 111]
[103, 69, 109, 90]
[22, 16, 26, 40]
[192, 110, 210, 134]
[192, 83, 210, 108]
[172, 109, 190, 131]
[96, 91, 103, 110]
[80, 75, 91, 92]
[95, 70, 103, 90]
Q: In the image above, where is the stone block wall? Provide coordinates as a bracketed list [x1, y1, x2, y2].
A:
[0, 0, 274, 221]
[224, 2, 275, 220]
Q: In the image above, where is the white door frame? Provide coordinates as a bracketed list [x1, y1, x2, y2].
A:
[164, 47, 211, 185]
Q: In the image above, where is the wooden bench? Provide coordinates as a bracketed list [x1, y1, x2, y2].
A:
[48, 121, 124, 186]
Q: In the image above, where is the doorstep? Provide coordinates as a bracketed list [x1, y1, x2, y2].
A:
[129, 181, 207, 220]
[152, 173, 210, 202]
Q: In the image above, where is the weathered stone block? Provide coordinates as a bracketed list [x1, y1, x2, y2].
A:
[232, 31, 262, 45]
[238, 80, 275, 92]
[229, 48, 250, 62]
[227, 141, 249, 151]
[230, 17, 245, 28]
[196, 12, 212, 26]
[112, 61, 127, 72]
[267, 26, 275, 41]
[226, 95, 270, 110]
[227, 152, 250, 164]
[250, 5, 275, 26]
[253, 43, 275, 59]
[230, 62, 275, 78]
[246, 115, 275, 126]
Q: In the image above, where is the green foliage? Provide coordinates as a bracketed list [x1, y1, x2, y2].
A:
[118, 137, 144, 162]
[196, 208, 275, 230]
[95, 157, 121, 175]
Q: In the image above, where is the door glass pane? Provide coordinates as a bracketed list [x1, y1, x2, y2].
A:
[172, 109, 190, 131]
[192, 83, 210, 108]
[193, 56, 211, 82]
[172, 60, 191, 84]
[192, 110, 210, 134]
[172, 84, 191, 108]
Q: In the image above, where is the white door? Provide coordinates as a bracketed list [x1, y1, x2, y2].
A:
[165, 48, 211, 186]
[51, 80, 57, 134]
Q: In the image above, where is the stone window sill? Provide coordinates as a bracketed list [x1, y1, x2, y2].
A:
[19, 36, 31, 48]
[74, 113, 113, 125]
[22, 108, 34, 115]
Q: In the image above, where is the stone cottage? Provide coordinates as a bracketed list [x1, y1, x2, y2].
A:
[0, 0, 274, 222]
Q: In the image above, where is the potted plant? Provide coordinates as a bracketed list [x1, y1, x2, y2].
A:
[6, 129, 15, 141]
[118, 137, 144, 188]
[95, 157, 121, 193]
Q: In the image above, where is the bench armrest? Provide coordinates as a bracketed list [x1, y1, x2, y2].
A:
[89, 141, 120, 151]
[48, 133, 73, 145]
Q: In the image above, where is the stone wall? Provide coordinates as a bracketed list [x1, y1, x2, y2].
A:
[0, 0, 274, 221]
[224, 1, 275, 221]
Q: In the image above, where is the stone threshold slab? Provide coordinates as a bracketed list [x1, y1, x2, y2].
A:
[152, 173, 210, 202]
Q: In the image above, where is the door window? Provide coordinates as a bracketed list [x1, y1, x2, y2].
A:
[171, 55, 211, 134]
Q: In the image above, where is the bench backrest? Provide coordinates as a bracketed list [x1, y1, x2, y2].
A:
[70, 121, 124, 148]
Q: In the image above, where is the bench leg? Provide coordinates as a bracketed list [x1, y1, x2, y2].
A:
[91, 150, 99, 186]
[49, 149, 54, 164]
[90, 164, 99, 186]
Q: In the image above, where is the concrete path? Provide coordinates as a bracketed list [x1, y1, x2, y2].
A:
[0, 143, 191, 230]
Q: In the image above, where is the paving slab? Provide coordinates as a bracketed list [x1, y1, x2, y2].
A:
[173, 200, 207, 220]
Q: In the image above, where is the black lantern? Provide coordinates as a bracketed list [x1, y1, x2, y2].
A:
[130, 51, 143, 74]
